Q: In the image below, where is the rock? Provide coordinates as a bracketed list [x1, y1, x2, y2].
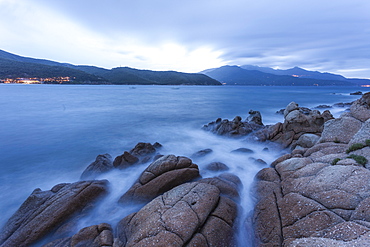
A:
[202, 112, 264, 137]
[118, 155, 200, 204]
[80, 154, 113, 180]
[350, 92, 370, 122]
[198, 173, 242, 202]
[231, 147, 254, 154]
[315, 104, 332, 109]
[204, 162, 229, 171]
[350, 91, 363, 95]
[113, 151, 139, 169]
[318, 117, 362, 144]
[192, 148, 213, 158]
[246, 110, 263, 125]
[0, 180, 108, 247]
[349, 118, 370, 146]
[116, 182, 238, 247]
[43, 223, 114, 247]
[295, 133, 320, 149]
[113, 142, 162, 169]
[333, 102, 353, 108]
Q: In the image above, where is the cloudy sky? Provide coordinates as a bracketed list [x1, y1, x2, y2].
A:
[0, 0, 369, 78]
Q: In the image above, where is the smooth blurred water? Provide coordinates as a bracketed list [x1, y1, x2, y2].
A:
[0, 84, 365, 245]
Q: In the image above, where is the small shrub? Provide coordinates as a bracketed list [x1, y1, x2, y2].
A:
[331, 158, 341, 165]
[346, 143, 366, 153]
[333, 138, 340, 143]
[347, 154, 368, 167]
[366, 139, 370, 147]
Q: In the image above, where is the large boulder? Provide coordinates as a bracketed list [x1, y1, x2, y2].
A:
[318, 117, 362, 144]
[0, 180, 108, 247]
[350, 92, 370, 122]
[80, 154, 114, 180]
[116, 182, 238, 247]
[118, 155, 200, 204]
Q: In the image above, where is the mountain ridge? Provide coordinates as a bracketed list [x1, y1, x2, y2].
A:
[0, 49, 221, 85]
[202, 65, 370, 86]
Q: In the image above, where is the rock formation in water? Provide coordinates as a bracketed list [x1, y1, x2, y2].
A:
[253, 92, 370, 246]
[202, 110, 264, 136]
[2, 92, 369, 247]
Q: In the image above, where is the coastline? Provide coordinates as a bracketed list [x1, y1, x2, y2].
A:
[0, 87, 368, 247]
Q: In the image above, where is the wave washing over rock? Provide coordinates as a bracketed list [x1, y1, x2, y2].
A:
[0, 92, 369, 247]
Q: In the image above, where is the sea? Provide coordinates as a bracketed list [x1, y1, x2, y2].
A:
[0, 84, 365, 246]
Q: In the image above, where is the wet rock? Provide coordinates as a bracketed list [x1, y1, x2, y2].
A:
[198, 173, 242, 202]
[118, 155, 200, 204]
[204, 161, 229, 171]
[113, 142, 162, 169]
[202, 111, 264, 137]
[315, 104, 332, 109]
[333, 102, 353, 108]
[247, 109, 263, 125]
[192, 148, 213, 158]
[113, 151, 139, 169]
[0, 180, 108, 247]
[80, 154, 113, 180]
[231, 147, 254, 154]
[350, 91, 363, 95]
[116, 182, 238, 247]
[43, 223, 114, 247]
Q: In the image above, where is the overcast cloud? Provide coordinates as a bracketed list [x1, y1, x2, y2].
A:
[0, 0, 369, 78]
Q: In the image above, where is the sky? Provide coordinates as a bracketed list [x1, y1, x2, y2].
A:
[0, 0, 369, 78]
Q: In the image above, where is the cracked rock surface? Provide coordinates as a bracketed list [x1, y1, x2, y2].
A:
[119, 154, 200, 204]
[0, 180, 108, 247]
[253, 92, 370, 246]
[116, 182, 238, 247]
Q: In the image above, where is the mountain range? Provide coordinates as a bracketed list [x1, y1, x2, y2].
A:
[202, 65, 370, 86]
[0, 49, 221, 85]
[1, 49, 369, 86]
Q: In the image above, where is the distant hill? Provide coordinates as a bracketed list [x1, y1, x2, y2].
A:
[0, 49, 221, 85]
[202, 65, 355, 86]
[240, 65, 347, 81]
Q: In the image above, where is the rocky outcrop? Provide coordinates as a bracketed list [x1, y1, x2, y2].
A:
[116, 182, 238, 247]
[254, 102, 334, 148]
[0, 180, 108, 247]
[253, 92, 370, 246]
[113, 142, 161, 169]
[118, 154, 200, 204]
[80, 154, 114, 180]
[202, 110, 264, 136]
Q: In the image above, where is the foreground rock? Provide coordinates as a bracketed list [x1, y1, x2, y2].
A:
[116, 182, 238, 247]
[0, 180, 108, 247]
[118, 154, 200, 204]
[253, 92, 370, 246]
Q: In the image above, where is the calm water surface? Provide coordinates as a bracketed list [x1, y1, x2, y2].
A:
[0, 84, 364, 245]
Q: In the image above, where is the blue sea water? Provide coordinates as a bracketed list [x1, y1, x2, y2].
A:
[0, 84, 365, 245]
